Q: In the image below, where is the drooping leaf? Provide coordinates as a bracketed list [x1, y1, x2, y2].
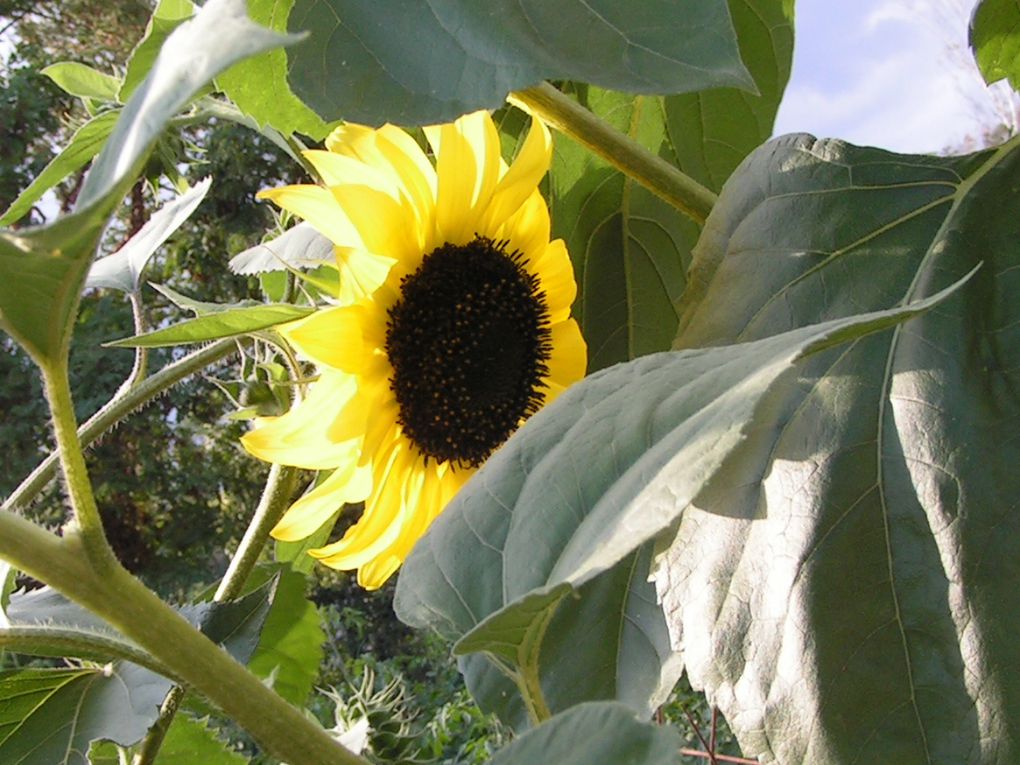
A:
[0, 110, 119, 228]
[247, 567, 325, 705]
[228, 221, 333, 275]
[286, 0, 754, 125]
[0, 665, 174, 765]
[76, 0, 297, 212]
[394, 279, 966, 728]
[217, 0, 329, 139]
[970, 0, 1020, 91]
[87, 178, 211, 292]
[89, 714, 250, 764]
[119, 0, 196, 102]
[485, 702, 682, 765]
[0, 210, 110, 363]
[108, 304, 315, 348]
[552, 0, 795, 371]
[654, 133, 1020, 764]
[42, 62, 121, 102]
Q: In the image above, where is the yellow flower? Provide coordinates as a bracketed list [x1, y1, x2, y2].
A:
[243, 110, 586, 589]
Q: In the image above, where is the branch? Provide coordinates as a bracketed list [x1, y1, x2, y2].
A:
[510, 82, 717, 225]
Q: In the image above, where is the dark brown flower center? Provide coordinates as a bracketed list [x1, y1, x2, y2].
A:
[385, 236, 552, 467]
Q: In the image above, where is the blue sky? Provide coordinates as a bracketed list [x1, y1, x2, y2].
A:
[773, 0, 1018, 153]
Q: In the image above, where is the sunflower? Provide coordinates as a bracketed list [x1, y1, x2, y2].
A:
[243, 110, 586, 589]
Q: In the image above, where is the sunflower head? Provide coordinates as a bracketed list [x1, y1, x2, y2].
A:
[244, 110, 586, 589]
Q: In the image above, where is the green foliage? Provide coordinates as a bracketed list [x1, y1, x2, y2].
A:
[286, 0, 754, 125]
[216, 0, 330, 139]
[970, 0, 1020, 91]
[89, 715, 250, 765]
[42, 61, 121, 102]
[550, 0, 794, 371]
[485, 702, 682, 765]
[394, 279, 966, 731]
[0, 665, 174, 764]
[108, 304, 316, 348]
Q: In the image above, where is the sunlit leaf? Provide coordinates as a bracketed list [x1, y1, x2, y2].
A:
[286, 0, 754, 125]
[108, 304, 315, 347]
[228, 222, 333, 275]
[217, 0, 329, 139]
[119, 0, 196, 102]
[87, 178, 211, 292]
[42, 62, 121, 102]
[247, 567, 324, 706]
[77, 0, 297, 212]
[655, 134, 1020, 763]
[970, 0, 1020, 91]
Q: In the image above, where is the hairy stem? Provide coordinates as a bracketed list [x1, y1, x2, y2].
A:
[39, 361, 117, 572]
[0, 628, 179, 680]
[3, 339, 240, 512]
[0, 510, 366, 765]
[134, 463, 300, 765]
[510, 82, 717, 225]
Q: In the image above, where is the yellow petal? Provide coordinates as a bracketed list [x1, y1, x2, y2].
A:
[336, 247, 397, 303]
[257, 185, 363, 250]
[332, 184, 422, 263]
[310, 441, 417, 567]
[479, 117, 552, 232]
[544, 319, 587, 396]
[271, 459, 372, 541]
[303, 150, 400, 197]
[241, 371, 359, 470]
[528, 239, 577, 324]
[428, 111, 500, 245]
[282, 304, 374, 373]
[496, 189, 551, 263]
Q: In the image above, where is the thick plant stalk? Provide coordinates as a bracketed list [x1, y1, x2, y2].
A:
[3, 338, 240, 512]
[133, 463, 301, 765]
[0, 509, 363, 764]
[510, 82, 718, 225]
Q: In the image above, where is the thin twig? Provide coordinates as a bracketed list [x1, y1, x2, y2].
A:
[682, 705, 717, 765]
[679, 749, 759, 765]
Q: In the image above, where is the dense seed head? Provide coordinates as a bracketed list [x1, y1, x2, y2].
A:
[385, 236, 552, 467]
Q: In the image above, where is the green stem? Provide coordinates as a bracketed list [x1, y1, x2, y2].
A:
[0, 627, 179, 680]
[215, 463, 299, 601]
[134, 463, 299, 765]
[39, 361, 117, 572]
[3, 339, 240, 512]
[510, 82, 717, 225]
[0, 510, 367, 765]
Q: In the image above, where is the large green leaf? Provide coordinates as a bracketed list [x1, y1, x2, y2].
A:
[552, 0, 794, 371]
[0, 110, 119, 228]
[286, 0, 754, 125]
[970, 0, 1020, 91]
[394, 280, 963, 729]
[0, 666, 173, 765]
[654, 133, 1020, 764]
[217, 0, 329, 139]
[485, 702, 682, 765]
